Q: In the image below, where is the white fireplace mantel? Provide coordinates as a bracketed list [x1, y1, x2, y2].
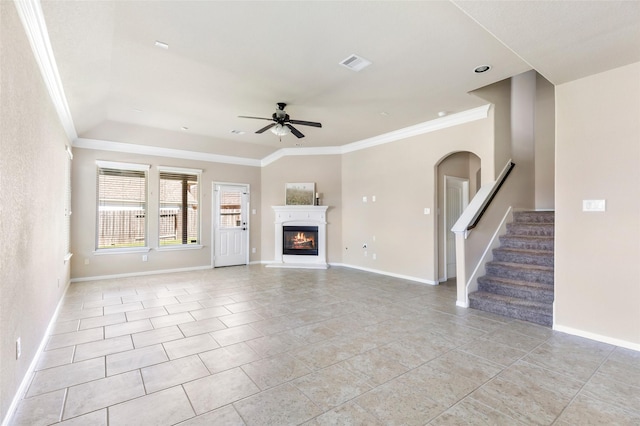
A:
[266, 205, 329, 269]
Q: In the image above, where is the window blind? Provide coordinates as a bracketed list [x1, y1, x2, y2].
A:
[97, 167, 147, 249]
[159, 171, 199, 246]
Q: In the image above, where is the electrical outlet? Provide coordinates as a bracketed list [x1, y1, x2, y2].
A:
[16, 338, 21, 360]
[364, 251, 368, 257]
[372, 253, 377, 260]
[252, 248, 256, 253]
[142, 255, 148, 262]
[84, 258, 90, 265]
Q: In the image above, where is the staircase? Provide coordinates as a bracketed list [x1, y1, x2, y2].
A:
[469, 210, 554, 327]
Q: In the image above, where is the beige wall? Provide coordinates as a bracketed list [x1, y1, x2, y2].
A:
[471, 78, 511, 177]
[260, 155, 342, 263]
[341, 118, 494, 283]
[71, 149, 261, 279]
[535, 73, 555, 209]
[0, 2, 71, 420]
[555, 62, 640, 345]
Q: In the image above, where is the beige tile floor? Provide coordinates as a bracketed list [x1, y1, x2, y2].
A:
[10, 266, 640, 425]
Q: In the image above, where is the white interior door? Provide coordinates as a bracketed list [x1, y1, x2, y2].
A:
[213, 183, 249, 267]
[444, 176, 469, 279]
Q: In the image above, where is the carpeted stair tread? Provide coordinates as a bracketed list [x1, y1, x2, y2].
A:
[477, 276, 554, 303]
[499, 235, 554, 250]
[513, 211, 555, 223]
[487, 260, 553, 273]
[506, 223, 555, 236]
[493, 247, 554, 267]
[468, 291, 552, 326]
[477, 275, 554, 291]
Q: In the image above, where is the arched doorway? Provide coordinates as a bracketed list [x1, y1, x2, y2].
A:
[436, 151, 481, 284]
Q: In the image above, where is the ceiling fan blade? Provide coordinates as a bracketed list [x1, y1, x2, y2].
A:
[286, 124, 305, 138]
[256, 123, 276, 134]
[288, 119, 322, 128]
[238, 115, 273, 121]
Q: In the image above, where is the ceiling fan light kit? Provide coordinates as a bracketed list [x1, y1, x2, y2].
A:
[239, 103, 322, 140]
[270, 123, 290, 136]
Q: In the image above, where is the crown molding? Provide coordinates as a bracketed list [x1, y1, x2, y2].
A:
[74, 138, 262, 167]
[74, 104, 490, 168]
[262, 105, 490, 166]
[14, 0, 77, 141]
[260, 146, 341, 167]
[340, 104, 490, 154]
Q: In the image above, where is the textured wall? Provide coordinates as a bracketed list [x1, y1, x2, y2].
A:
[555, 62, 640, 346]
[260, 155, 342, 264]
[341, 118, 494, 283]
[0, 1, 71, 420]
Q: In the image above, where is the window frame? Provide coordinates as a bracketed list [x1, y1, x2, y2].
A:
[157, 166, 203, 251]
[95, 160, 150, 254]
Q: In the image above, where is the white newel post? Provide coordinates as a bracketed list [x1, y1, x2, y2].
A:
[267, 205, 329, 269]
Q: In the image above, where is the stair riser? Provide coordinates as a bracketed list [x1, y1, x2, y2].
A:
[486, 264, 554, 285]
[499, 237, 554, 251]
[478, 280, 554, 304]
[469, 297, 552, 327]
[493, 250, 554, 267]
[506, 223, 554, 236]
[513, 212, 555, 224]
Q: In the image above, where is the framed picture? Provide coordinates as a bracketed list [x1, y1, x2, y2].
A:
[285, 183, 315, 205]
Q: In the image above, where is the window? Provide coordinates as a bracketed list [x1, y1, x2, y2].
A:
[96, 161, 149, 250]
[159, 167, 201, 246]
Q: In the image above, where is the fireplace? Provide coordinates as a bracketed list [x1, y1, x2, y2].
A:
[267, 205, 328, 269]
[283, 226, 318, 256]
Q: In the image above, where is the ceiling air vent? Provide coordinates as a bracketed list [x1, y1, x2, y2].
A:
[339, 54, 372, 72]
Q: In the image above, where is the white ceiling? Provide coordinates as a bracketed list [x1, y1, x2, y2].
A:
[40, 1, 640, 159]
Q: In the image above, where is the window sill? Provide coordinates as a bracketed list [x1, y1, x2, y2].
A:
[93, 247, 151, 255]
[156, 244, 203, 252]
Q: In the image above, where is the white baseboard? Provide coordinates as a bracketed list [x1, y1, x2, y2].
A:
[553, 324, 640, 352]
[70, 265, 212, 282]
[1, 279, 72, 426]
[330, 263, 438, 285]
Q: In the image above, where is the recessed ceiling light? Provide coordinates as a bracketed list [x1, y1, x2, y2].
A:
[154, 40, 169, 50]
[474, 64, 492, 74]
[438, 111, 449, 117]
[339, 54, 372, 72]
[181, 126, 189, 131]
[379, 111, 389, 116]
[230, 130, 245, 135]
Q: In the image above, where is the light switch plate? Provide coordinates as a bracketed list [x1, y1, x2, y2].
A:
[582, 199, 606, 212]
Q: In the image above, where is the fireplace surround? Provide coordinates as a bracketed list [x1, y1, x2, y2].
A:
[267, 205, 328, 269]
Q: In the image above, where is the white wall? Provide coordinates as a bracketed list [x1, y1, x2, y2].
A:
[555, 62, 640, 347]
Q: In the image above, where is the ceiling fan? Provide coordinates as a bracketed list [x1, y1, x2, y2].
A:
[239, 103, 322, 139]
